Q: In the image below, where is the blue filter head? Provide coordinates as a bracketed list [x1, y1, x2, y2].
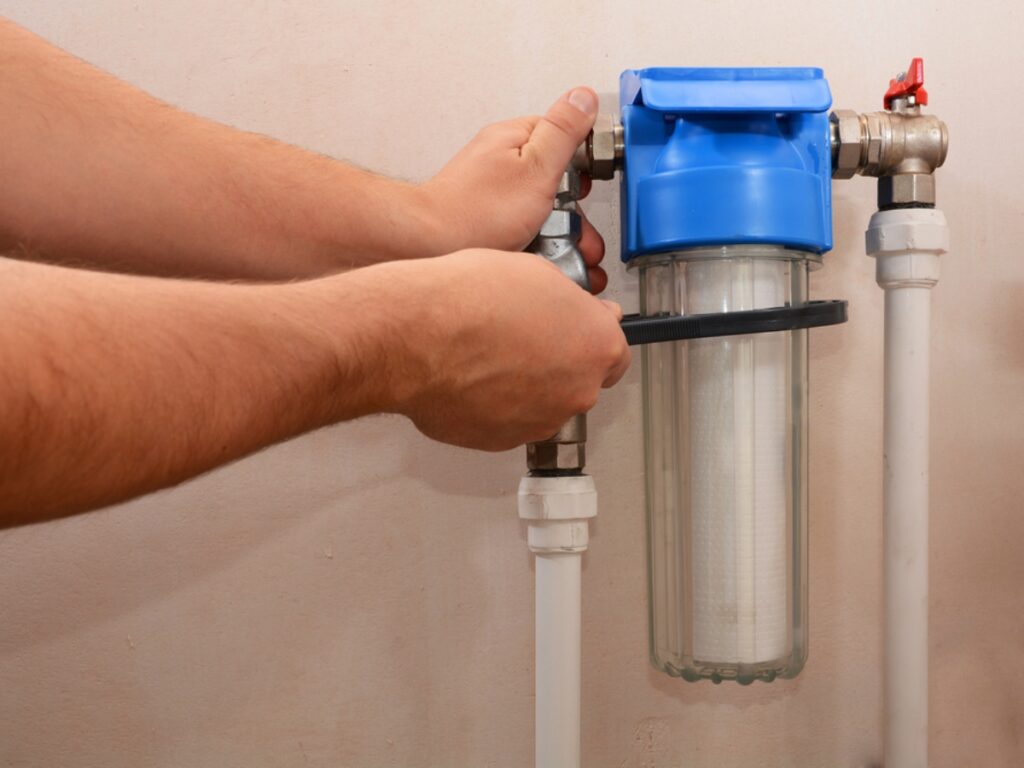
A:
[619, 67, 834, 261]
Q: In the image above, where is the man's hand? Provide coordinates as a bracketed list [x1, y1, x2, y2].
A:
[0, 21, 610, 288]
[0, 23, 632, 525]
[422, 88, 609, 292]
[372, 249, 630, 450]
[0, 247, 630, 524]
[0, 20, 609, 285]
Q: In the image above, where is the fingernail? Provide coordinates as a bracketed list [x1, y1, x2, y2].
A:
[567, 88, 598, 117]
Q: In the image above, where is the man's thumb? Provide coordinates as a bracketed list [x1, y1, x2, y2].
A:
[524, 87, 598, 182]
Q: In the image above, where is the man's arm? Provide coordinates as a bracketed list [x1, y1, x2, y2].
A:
[0, 252, 628, 526]
[0, 19, 606, 286]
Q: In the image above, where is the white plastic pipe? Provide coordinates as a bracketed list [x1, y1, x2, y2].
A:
[866, 208, 949, 768]
[518, 474, 597, 768]
[535, 553, 581, 766]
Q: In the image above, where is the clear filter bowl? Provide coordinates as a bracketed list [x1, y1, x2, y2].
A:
[633, 245, 815, 684]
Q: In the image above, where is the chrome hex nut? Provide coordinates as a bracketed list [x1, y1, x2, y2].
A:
[588, 113, 619, 180]
[830, 109, 864, 179]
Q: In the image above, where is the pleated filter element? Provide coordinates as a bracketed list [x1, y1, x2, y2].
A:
[688, 259, 789, 665]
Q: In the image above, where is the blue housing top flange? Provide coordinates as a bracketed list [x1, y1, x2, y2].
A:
[619, 67, 834, 262]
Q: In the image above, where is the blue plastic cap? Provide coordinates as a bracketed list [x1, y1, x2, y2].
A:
[619, 67, 834, 261]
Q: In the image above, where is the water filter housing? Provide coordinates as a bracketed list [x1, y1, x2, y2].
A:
[619, 67, 834, 259]
[621, 67, 833, 683]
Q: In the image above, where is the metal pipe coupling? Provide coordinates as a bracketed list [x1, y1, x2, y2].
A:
[527, 413, 587, 474]
[572, 113, 624, 181]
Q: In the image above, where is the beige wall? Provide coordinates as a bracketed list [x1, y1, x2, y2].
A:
[1, 1, 1021, 766]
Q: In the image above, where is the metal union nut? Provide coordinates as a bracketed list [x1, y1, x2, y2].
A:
[549, 414, 587, 443]
[527, 442, 586, 472]
[589, 113, 619, 180]
[571, 113, 622, 180]
[830, 110, 863, 179]
[862, 112, 888, 174]
[878, 173, 936, 207]
[526, 415, 588, 472]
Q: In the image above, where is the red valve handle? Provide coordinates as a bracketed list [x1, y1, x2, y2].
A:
[884, 57, 928, 109]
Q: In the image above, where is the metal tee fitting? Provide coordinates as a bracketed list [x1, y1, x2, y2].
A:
[831, 60, 948, 208]
[831, 107, 948, 208]
[831, 108, 948, 181]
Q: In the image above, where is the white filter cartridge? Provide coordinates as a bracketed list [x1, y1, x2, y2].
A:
[689, 259, 788, 664]
[640, 247, 809, 684]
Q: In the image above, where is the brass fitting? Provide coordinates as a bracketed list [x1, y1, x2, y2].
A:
[831, 108, 948, 180]
[831, 61, 948, 208]
[527, 413, 587, 473]
[572, 113, 624, 180]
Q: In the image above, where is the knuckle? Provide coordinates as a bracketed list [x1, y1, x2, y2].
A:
[595, 322, 625, 359]
[573, 388, 599, 414]
[605, 340, 625, 366]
